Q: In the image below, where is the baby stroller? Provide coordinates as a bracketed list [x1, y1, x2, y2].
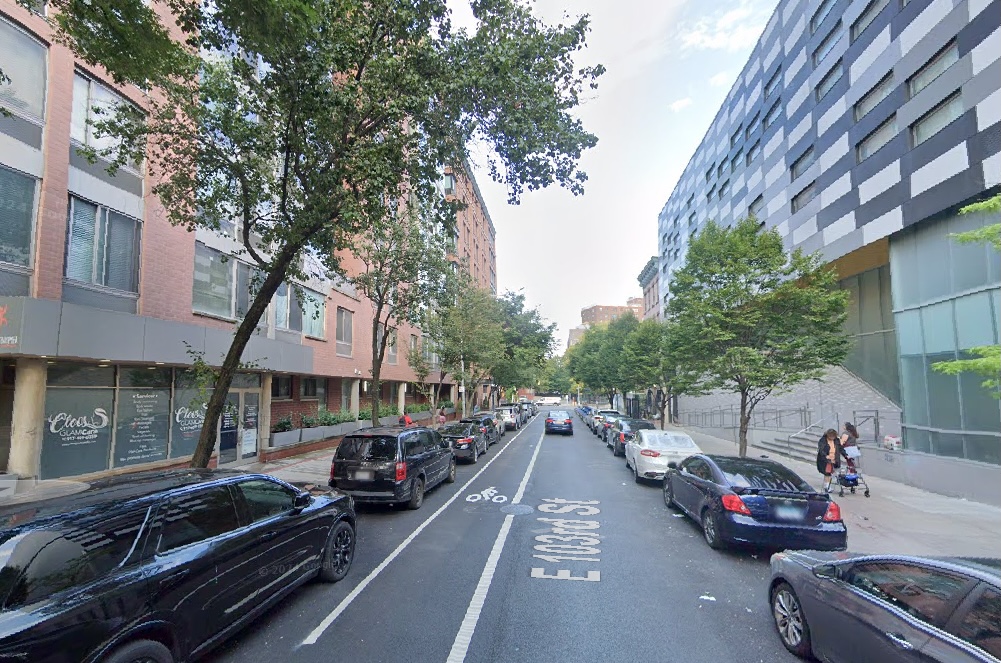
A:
[836, 445, 870, 497]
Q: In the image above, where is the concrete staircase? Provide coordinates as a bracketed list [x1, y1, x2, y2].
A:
[752, 429, 822, 464]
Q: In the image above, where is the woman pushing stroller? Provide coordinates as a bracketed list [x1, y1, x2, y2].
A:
[816, 428, 849, 493]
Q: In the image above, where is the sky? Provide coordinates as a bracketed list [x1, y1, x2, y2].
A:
[451, 0, 780, 351]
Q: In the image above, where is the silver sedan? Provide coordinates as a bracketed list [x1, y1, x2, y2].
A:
[624, 429, 702, 483]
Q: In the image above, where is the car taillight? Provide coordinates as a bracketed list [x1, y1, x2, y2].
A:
[564, 419, 571, 424]
[395, 462, 407, 481]
[329, 460, 336, 481]
[546, 418, 554, 423]
[822, 501, 842, 522]
[480, 427, 486, 433]
[640, 449, 660, 457]
[459, 437, 473, 444]
[721, 494, 752, 516]
[619, 432, 625, 442]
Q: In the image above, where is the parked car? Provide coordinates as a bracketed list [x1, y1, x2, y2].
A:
[461, 414, 502, 446]
[598, 412, 626, 443]
[444, 421, 488, 462]
[544, 410, 574, 435]
[608, 418, 656, 456]
[589, 409, 620, 434]
[663, 454, 847, 552]
[625, 429, 703, 482]
[538, 396, 562, 406]
[0, 469, 356, 663]
[768, 551, 1001, 662]
[330, 426, 456, 509]
[496, 406, 521, 431]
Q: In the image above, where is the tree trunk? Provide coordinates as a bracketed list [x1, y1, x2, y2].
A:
[190, 256, 290, 468]
[607, 391, 615, 409]
[370, 317, 382, 427]
[738, 389, 750, 458]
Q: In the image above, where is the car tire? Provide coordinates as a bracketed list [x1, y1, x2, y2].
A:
[407, 477, 425, 510]
[318, 520, 355, 583]
[444, 458, 457, 483]
[771, 582, 813, 658]
[102, 640, 173, 663]
[632, 462, 642, 484]
[470, 444, 478, 464]
[701, 508, 724, 550]
[663, 478, 676, 509]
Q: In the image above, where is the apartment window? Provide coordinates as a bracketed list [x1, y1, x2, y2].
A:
[857, 115, 898, 161]
[706, 186, 716, 204]
[791, 147, 815, 180]
[688, 212, 696, 227]
[813, 22, 842, 66]
[302, 289, 325, 338]
[908, 42, 958, 98]
[791, 181, 817, 213]
[748, 195, 765, 220]
[851, 0, 889, 42]
[301, 377, 318, 399]
[410, 334, 418, 354]
[71, 73, 140, 171]
[686, 194, 694, 209]
[763, 101, 781, 129]
[764, 68, 781, 99]
[442, 173, 456, 195]
[718, 180, 730, 199]
[811, 0, 837, 33]
[272, 376, 292, 400]
[854, 73, 894, 121]
[65, 196, 141, 293]
[705, 165, 715, 182]
[0, 19, 47, 120]
[816, 61, 843, 101]
[746, 140, 761, 165]
[716, 162, 725, 178]
[745, 112, 760, 138]
[387, 329, 398, 365]
[0, 165, 37, 267]
[730, 126, 742, 148]
[730, 151, 742, 173]
[192, 243, 233, 317]
[335, 307, 353, 356]
[911, 93, 963, 146]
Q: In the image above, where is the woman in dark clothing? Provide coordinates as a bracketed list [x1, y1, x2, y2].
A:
[816, 428, 845, 493]
[841, 422, 860, 473]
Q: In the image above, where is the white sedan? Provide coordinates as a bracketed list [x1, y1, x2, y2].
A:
[624, 429, 702, 483]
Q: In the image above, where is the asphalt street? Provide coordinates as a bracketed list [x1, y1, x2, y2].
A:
[206, 409, 800, 663]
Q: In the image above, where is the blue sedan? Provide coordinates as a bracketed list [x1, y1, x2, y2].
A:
[662, 454, 847, 552]
[545, 410, 574, 435]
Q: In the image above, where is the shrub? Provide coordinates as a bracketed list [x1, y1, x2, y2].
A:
[300, 413, 319, 428]
[271, 415, 293, 433]
[358, 408, 372, 422]
[440, 400, 455, 409]
[405, 403, 430, 414]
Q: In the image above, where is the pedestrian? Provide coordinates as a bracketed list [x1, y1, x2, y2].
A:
[438, 407, 447, 427]
[841, 421, 860, 473]
[816, 428, 845, 493]
[398, 413, 413, 427]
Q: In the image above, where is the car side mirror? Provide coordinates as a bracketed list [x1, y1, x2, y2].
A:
[813, 563, 839, 580]
[293, 491, 312, 510]
[667, 462, 678, 470]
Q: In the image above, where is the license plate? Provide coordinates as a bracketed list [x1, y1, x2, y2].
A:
[774, 505, 805, 521]
[353, 470, 374, 481]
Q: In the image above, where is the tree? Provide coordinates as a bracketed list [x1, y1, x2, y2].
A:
[621, 318, 679, 428]
[566, 325, 613, 406]
[932, 194, 1001, 397]
[491, 291, 556, 393]
[597, 312, 639, 407]
[667, 217, 851, 457]
[538, 355, 573, 395]
[44, 0, 603, 466]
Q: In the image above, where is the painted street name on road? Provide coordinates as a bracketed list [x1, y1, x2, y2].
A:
[530, 499, 601, 582]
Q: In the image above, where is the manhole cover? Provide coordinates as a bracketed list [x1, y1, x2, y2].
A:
[500, 504, 534, 515]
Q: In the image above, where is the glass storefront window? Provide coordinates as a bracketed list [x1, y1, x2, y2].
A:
[925, 352, 962, 430]
[115, 388, 170, 467]
[959, 369, 1001, 433]
[40, 387, 115, 479]
[905, 427, 931, 454]
[47, 363, 115, 387]
[171, 387, 210, 459]
[932, 431, 965, 459]
[966, 435, 1001, 465]
[899, 355, 928, 426]
[119, 366, 172, 388]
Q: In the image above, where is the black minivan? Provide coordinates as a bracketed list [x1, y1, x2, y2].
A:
[0, 469, 356, 663]
[329, 426, 456, 509]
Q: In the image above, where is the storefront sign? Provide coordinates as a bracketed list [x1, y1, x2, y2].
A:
[40, 388, 115, 479]
[115, 389, 170, 467]
[0, 298, 22, 351]
[171, 388, 209, 458]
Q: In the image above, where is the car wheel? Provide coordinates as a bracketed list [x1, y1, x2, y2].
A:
[407, 477, 425, 510]
[318, 520, 355, 583]
[445, 458, 457, 483]
[772, 582, 813, 658]
[632, 462, 642, 484]
[701, 508, 724, 549]
[663, 478, 676, 509]
[471, 444, 478, 464]
[102, 640, 173, 663]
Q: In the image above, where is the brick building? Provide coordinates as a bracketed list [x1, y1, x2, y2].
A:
[0, 1, 494, 482]
[636, 257, 659, 320]
[580, 298, 643, 326]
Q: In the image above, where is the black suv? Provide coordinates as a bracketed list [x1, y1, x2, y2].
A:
[440, 421, 489, 463]
[329, 426, 456, 509]
[0, 469, 355, 663]
[461, 414, 502, 446]
[609, 418, 656, 456]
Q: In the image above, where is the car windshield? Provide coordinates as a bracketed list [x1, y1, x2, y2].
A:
[712, 458, 811, 492]
[336, 436, 398, 461]
[643, 432, 698, 451]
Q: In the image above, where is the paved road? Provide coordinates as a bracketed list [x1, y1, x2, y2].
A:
[207, 409, 799, 663]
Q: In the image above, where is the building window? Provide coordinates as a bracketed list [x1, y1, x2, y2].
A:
[686, 194, 694, 209]
[705, 165, 715, 182]
[336, 306, 353, 356]
[854, 72, 894, 121]
[0, 165, 37, 267]
[442, 173, 456, 195]
[764, 68, 781, 99]
[716, 162, 725, 179]
[746, 140, 761, 165]
[272, 376, 292, 400]
[851, 0, 889, 42]
[71, 73, 141, 172]
[857, 115, 898, 161]
[763, 101, 781, 129]
[387, 329, 398, 365]
[301, 377, 318, 399]
[908, 42, 958, 98]
[911, 93, 963, 146]
[0, 19, 47, 121]
[748, 195, 765, 220]
[302, 289, 325, 338]
[410, 334, 418, 355]
[688, 212, 696, 227]
[813, 22, 842, 66]
[791, 181, 817, 213]
[816, 60, 843, 101]
[65, 196, 141, 293]
[791, 147, 815, 180]
[718, 180, 729, 200]
[810, 0, 837, 33]
[745, 112, 760, 138]
[706, 186, 716, 204]
[730, 151, 742, 173]
[730, 126, 742, 147]
[192, 243, 233, 317]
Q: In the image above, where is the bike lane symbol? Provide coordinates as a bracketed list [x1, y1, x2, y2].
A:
[465, 486, 508, 503]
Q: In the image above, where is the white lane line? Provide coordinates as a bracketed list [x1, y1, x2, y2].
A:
[445, 429, 546, 663]
[300, 423, 533, 646]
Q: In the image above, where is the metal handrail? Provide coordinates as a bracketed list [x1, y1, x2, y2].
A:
[787, 412, 840, 444]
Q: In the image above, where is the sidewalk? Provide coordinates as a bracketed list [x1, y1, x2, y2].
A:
[673, 424, 1001, 558]
[239, 447, 337, 489]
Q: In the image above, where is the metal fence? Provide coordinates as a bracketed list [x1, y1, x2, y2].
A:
[680, 407, 812, 431]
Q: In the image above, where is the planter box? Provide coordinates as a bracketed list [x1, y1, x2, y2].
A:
[0, 473, 18, 498]
[379, 415, 399, 426]
[323, 421, 362, 438]
[300, 427, 326, 443]
[270, 429, 301, 447]
[445, 408, 456, 415]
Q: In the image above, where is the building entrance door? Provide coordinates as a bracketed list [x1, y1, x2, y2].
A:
[218, 389, 260, 465]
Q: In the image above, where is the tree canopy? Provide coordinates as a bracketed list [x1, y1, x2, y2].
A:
[491, 291, 556, 390]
